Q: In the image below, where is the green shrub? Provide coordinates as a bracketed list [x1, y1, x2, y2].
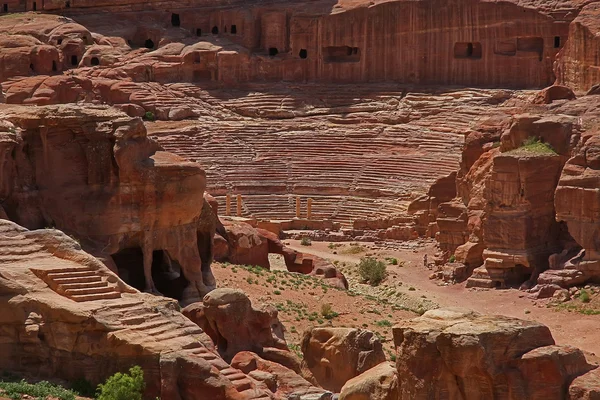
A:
[300, 237, 312, 246]
[449, 255, 456, 263]
[97, 366, 145, 400]
[320, 303, 339, 320]
[580, 289, 591, 303]
[143, 111, 155, 121]
[0, 380, 77, 400]
[508, 137, 556, 155]
[376, 319, 393, 327]
[357, 257, 386, 286]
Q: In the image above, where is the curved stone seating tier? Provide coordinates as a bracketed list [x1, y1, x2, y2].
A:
[146, 85, 522, 226]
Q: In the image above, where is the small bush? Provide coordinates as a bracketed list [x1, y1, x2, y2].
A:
[358, 257, 387, 286]
[300, 237, 312, 246]
[449, 255, 456, 263]
[0, 380, 77, 400]
[580, 289, 591, 303]
[376, 319, 393, 327]
[320, 303, 339, 320]
[143, 111, 155, 121]
[97, 365, 145, 400]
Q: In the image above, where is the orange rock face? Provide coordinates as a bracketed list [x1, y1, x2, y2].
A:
[0, 219, 275, 400]
[0, 104, 212, 304]
[393, 308, 596, 400]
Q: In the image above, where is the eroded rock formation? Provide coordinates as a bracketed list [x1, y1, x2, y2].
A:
[393, 308, 597, 400]
[301, 327, 386, 393]
[0, 219, 274, 400]
[0, 104, 213, 304]
[182, 288, 288, 363]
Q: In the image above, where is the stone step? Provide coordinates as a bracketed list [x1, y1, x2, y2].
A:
[48, 270, 98, 279]
[70, 291, 121, 302]
[53, 275, 103, 285]
[59, 281, 108, 290]
[154, 326, 204, 342]
[64, 286, 116, 296]
[120, 313, 162, 326]
[130, 319, 172, 332]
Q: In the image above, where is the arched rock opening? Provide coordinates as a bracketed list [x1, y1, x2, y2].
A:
[111, 248, 189, 301]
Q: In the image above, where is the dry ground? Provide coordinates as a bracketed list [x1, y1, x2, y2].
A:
[215, 238, 600, 361]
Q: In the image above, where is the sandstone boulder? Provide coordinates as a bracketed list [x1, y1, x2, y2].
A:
[339, 362, 399, 400]
[231, 351, 330, 399]
[570, 368, 600, 399]
[393, 308, 594, 400]
[532, 85, 576, 104]
[301, 327, 386, 392]
[183, 288, 288, 362]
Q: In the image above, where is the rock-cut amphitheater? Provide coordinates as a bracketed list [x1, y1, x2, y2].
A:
[0, 0, 600, 398]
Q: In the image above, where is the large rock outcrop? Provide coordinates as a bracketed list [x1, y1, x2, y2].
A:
[339, 362, 399, 400]
[301, 327, 386, 393]
[0, 104, 213, 304]
[0, 219, 274, 400]
[182, 288, 288, 363]
[547, 124, 600, 287]
[392, 308, 596, 400]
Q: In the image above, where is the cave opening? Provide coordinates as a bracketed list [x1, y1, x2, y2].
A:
[554, 36, 561, 48]
[231, 24, 237, 34]
[144, 39, 155, 49]
[52, 61, 57, 71]
[171, 13, 180, 27]
[196, 28, 201, 36]
[224, 26, 227, 33]
[70, 55, 78, 66]
[323, 46, 361, 63]
[65, 1, 70, 8]
[90, 57, 99, 66]
[194, 53, 201, 64]
[33, 2, 36, 10]
[268, 47, 279, 57]
[111, 248, 189, 301]
[2, 4, 7, 12]
[453, 42, 482, 59]
[299, 49, 307, 59]
[29, 63, 35, 72]
[57, 38, 63, 45]
[212, 26, 218, 35]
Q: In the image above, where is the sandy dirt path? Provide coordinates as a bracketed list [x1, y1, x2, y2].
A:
[287, 239, 600, 357]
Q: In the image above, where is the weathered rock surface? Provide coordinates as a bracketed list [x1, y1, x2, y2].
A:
[183, 288, 288, 363]
[393, 308, 595, 400]
[570, 368, 600, 399]
[0, 219, 274, 400]
[0, 104, 212, 304]
[215, 220, 348, 288]
[339, 362, 399, 400]
[301, 327, 386, 392]
[231, 351, 330, 399]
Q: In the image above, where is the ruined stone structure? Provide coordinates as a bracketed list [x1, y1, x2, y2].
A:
[0, 0, 579, 88]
